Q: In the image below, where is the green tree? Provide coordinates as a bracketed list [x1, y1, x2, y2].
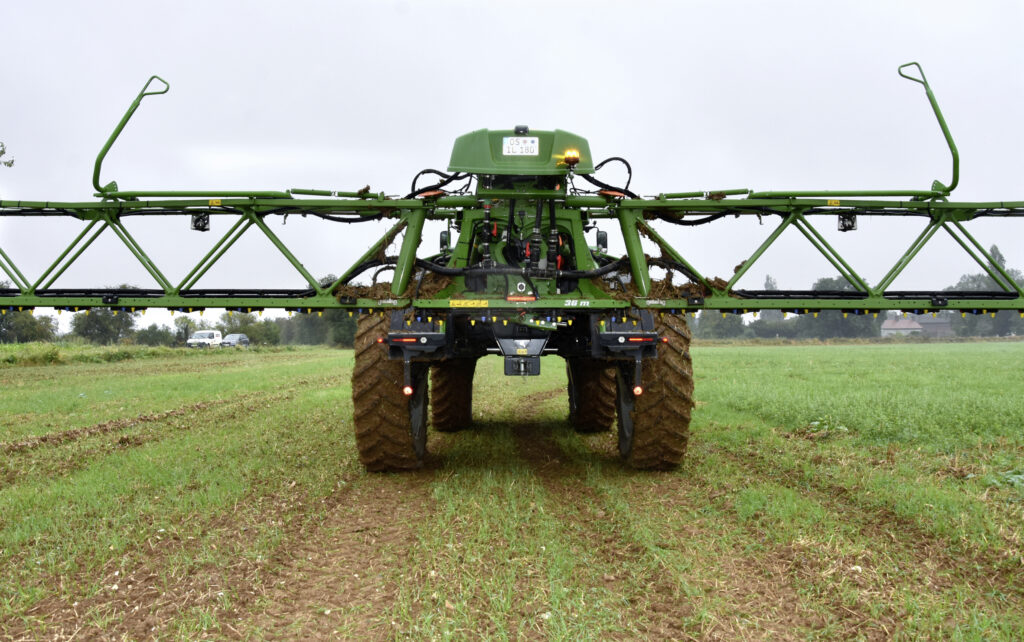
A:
[277, 309, 356, 346]
[245, 319, 281, 345]
[215, 312, 280, 345]
[71, 309, 138, 344]
[0, 310, 57, 343]
[173, 315, 211, 344]
[0, 280, 58, 342]
[216, 311, 258, 335]
[947, 244, 1024, 336]
[275, 276, 357, 346]
[329, 310, 357, 347]
[0, 141, 13, 168]
[135, 323, 175, 346]
[793, 276, 881, 339]
[749, 316, 799, 338]
[694, 310, 746, 339]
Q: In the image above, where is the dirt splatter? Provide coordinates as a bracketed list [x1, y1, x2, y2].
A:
[333, 282, 396, 300]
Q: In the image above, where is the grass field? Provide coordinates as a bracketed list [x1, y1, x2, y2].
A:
[1, 341, 1022, 640]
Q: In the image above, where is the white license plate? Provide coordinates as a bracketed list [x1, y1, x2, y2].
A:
[502, 136, 539, 156]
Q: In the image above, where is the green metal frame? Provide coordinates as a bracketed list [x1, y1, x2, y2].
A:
[2, 63, 1023, 317]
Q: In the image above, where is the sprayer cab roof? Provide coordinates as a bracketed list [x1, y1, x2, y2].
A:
[447, 126, 594, 176]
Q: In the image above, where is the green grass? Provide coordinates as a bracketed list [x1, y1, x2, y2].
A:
[0, 345, 342, 441]
[0, 341, 1021, 639]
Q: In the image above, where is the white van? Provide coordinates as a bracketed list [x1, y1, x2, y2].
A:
[186, 330, 222, 348]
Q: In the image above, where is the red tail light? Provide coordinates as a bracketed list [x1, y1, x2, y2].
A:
[402, 385, 414, 396]
[633, 385, 643, 396]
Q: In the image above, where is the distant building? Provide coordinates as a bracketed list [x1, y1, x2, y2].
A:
[881, 318, 923, 337]
[912, 314, 954, 338]
[880, 314, 954, 338]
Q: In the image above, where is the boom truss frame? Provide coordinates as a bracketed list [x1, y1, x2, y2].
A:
[2, 62, 1023, 318]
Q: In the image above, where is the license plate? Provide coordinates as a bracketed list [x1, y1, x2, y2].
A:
[502, 136, 539, 156]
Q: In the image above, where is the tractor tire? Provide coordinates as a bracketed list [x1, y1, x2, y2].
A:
[352, 314, 429, 471]
[430, 359, 476, 432]
[566, 358, 616, 433]
[615, 313, 694, 469]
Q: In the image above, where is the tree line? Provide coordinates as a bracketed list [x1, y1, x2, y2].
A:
[695, 244, 1024, 339]
[0, 306, 359, 347]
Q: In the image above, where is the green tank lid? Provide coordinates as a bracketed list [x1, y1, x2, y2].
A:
[447, 127, 594, 175]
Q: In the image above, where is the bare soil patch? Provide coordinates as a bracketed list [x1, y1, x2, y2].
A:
[238, 471, 436, 638]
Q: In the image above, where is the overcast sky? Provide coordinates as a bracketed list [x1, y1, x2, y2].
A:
[2, 1, 1023, 332]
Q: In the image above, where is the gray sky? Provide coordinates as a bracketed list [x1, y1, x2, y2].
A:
[2, 0, 1023, 332]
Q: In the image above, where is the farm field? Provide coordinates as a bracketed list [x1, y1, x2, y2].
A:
[1, 341, 1023, 640]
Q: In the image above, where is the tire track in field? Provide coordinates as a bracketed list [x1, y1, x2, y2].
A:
[1, 399, 236, 454]
[0, 375, 347, 488]
[505, 390, 706, 639]
[2, 397, 361, 641]
[603, 465, 890, 640]
[6, 473, 368, 641]
[591, 464, 849, 636]
[233, 462, 439, 638]
[567, 424, 881, 639]
[704, 439, 1024, 619]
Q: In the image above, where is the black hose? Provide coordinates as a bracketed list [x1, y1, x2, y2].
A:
[656, 212, 728, 226]
[647, 257, 702, 284]
[580, 173, 639, 199]
[594, 156, 633, 192]
[414, 257, 627, 279]
[405, 169, 470, 199]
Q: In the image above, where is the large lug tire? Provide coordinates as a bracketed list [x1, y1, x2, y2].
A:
[430, 359, 477, 432]
[566, 358, 616, 433]
[615, 313, 694, 470]
[352, 314, 429, 472]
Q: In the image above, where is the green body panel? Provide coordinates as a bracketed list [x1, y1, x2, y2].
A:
[448, 128, 594, 175]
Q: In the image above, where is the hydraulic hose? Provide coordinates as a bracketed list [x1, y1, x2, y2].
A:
[414, 257, 628, 279]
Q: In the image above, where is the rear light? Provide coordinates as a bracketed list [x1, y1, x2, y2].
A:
[376, 337, 385, 344]
[402, 385, 414, 396]
[632, 385, 643, 396]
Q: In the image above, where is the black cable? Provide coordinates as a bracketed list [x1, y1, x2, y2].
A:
[415, 257, 628, 279]
[405, 170, 471, 199]
[594, 156, 633, 192]
[580, 173, 639, 199]
[506, 198, 517, 244]
[522, 274, 540, 299]
[647, 257, 702, 285]
[410, 169, 452, 194]
[656, 212, 728, 226]
[336, 257, 397, 285]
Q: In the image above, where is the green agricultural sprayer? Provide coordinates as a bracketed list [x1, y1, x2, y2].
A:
[3, 63, 1023, 471]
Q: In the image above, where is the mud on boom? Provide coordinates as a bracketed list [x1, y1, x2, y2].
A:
[3, 63, 1024, 471]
